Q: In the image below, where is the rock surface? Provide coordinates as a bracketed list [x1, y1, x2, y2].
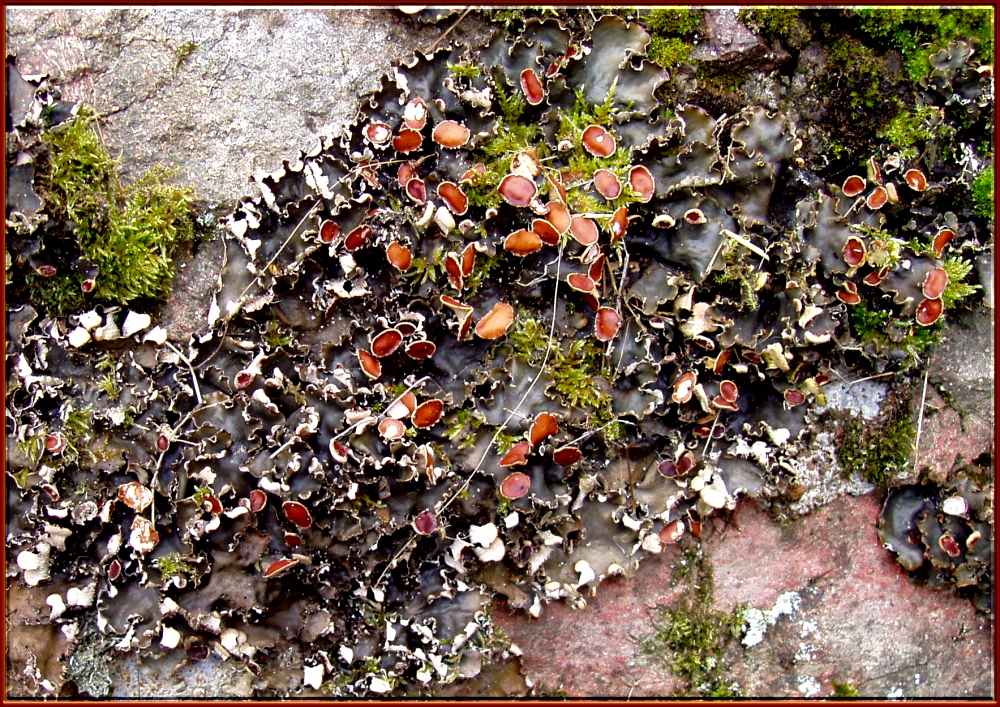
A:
[495, 496, 994, 698]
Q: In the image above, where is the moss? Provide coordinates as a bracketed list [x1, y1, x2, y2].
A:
[879, 104, 945, 158]
[464, 252, 501, 294]
[972, 166, 994, 220]
[264, 317, 293, 349]
[647, 36, 693, 70]
[853, 8, 994, 81]
[641, 547, 745, 696]
[191, 485, 214, 506]
[712, 239, 765, 310]
[36, 108, 196, 314]
[445, 407, 485, 449]
[96, 372, 119, 399]
[447, 62, 481, 80]
[826, 38, 890, 113]
[548, 339, 609, 410]
[849, 302, 893, 343]
[850, 288, 945, 367]
[154, 552, 196, 581]
[174, 40, 198, 71]
[509, 317, 618, 431]
[738, 8, 810, 49]
[940, 257, 981, 309]
[461, 78, 544, 210]
[832, 681, 860, 698]
[836, 405, 915, 486]
[493, 429, 521, 454]
[15, 434, 44, 471]
[489, 8, 561, 29]
[645, 8, 703, 38]
[405, 247, 446, 286]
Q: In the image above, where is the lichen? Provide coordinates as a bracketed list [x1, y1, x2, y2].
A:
[4, 9, 994, 698]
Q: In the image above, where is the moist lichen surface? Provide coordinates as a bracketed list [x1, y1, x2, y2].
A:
[4, 8, 994, 698]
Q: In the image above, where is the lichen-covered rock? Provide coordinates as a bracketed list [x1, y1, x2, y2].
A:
[879, 470, 993, 615]
[4, 11, 993, 697]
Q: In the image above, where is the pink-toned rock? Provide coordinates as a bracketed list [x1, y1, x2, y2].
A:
[495, 495, 992, 697]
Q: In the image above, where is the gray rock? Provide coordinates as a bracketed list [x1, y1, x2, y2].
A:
[690, 8, 787, 70]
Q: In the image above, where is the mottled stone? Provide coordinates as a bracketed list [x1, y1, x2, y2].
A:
[496, 496, 993, 697]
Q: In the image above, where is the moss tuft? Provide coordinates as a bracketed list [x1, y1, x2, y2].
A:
[447, 62, 481, 80]
[646, 8, 703, 38]
[837, 406, 915, 486]
[509, 317, 620, 435]
[972, 166, 994, 220]
[647, 36, 693, 69]
[36, 108, 196, 314]
[853, 8, 994, 81]
[174, 40, 198, 71]
[738, 8, 810, 48]
[832, 681, 860, 698]
[879, 104, 947, 159]
[642, 547, 745, 696]
[940, 257, 981, 309]
[154, 552, 197, 581]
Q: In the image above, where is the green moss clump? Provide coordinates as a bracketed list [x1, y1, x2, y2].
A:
[174, 40, 198, 70]
[549, 338, 609, 410]
[879, 104, 946, 158]
[849, 302, 893, 343]
[641, 548, 745, 696]
[34, 108, 196, 314]
[738, 8, 810, 48]
[826, 38, 891, 113]
[940, 257, 981, 309]
[264, 318, 293, 349]
[493, 429, 521, 454]
[154, 552, 196, 581]
[832, 681, 860, 698]
[850, 299, 942, 367]
[972, 166, 994, 220]
[712, 240, 765, 310]
[445, 407, 485, 449]
[462, 78, 544, 210]
[447, 62, 481, 80]
[509, 317, 620, 435]
[646, 8, 703, 38]
[647, 36, 693, 69]
[837, 408, 915, 486]
[853, 8, 994, 81]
